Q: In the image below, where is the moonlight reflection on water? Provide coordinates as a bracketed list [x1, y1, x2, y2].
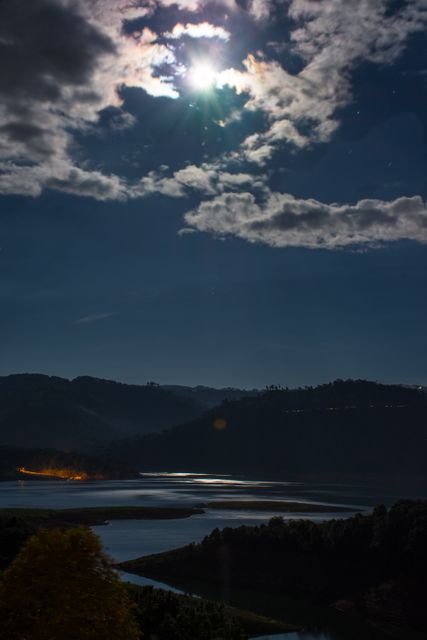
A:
[1, 472, 413, 640]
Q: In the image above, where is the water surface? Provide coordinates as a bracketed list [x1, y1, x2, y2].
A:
[0, 472, 409, 640]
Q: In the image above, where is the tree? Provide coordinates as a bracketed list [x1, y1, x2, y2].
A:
[0, 516, 35, 570]
[0, 527, 141, 640]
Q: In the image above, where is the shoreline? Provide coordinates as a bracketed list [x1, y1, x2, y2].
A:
[202, 500, 353, 513]
[0, 506, 205, 527]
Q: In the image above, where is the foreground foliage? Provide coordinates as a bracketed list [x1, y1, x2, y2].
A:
[127, 584, 246, 640]
[0, 528, 141, 640]
[0, 515, 35, 570]
[0, 524, 263, 640]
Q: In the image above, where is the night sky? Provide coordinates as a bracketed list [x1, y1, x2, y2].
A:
[0, 0, 426, 388]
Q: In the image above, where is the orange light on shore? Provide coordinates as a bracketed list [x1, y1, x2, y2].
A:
[18, 467, 91, 481]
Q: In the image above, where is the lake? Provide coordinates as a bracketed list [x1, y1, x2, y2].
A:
[1, 471, 386, 568]
[0, 472, 414, 640]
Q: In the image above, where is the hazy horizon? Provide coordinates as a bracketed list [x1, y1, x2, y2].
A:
[1, 368, 425, 391]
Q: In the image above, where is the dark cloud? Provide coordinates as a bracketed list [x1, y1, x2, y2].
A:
[0, 0, 121, 196]
[45, 168, 127, 201]
[0, 0, 114, 104]
[1, 3, 111, 103]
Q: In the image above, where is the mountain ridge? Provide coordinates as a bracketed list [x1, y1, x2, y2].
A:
[0, 373, 258, 451]
[104, 379, 427, 482]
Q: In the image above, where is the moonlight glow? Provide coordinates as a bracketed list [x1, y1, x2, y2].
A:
[188, 62, 218, 90]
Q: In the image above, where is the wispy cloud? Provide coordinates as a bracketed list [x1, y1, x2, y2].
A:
[76, 312, 117, 325]
[133, 163, 262, 198]
[217, 0, 427, 159]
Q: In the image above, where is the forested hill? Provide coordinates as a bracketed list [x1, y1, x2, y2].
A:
[0, 374, 206, 450]
[108, 380, 427, 481]
[121, 500, 427, 638]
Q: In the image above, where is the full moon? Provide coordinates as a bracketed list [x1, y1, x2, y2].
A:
[188, 62, 217, 90]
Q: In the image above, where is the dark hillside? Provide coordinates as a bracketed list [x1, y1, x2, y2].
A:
[107, 380, 427, 481]
[163, 385, 259, 409]
[0, 374, 204, 450]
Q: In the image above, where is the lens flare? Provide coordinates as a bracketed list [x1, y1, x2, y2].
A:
[213, 417, 227, 430]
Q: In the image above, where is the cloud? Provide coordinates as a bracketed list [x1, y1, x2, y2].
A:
[0, 162, 128, 200]
[173, 165, 218, 194]
[164, 22, 230, 40]
[217, 1, 427, 161]
[116, 27, 179, 99]
[136, 170, 186, 198]
[0, 0, 114, 167]
[133, 163, 259, 198]
[248, 0, 273, 21]
[0, 0, 248, 200]
[216, 52, 345, 158]
[0, 0, 177, 199]
[155, 0, 205, 11]
[1, 0, 426, 257]
[217, 171, 254, 188]
[182, 192, 427, 249]
[107, 110, 138, 131]
[45, 167, 128, 201]
[76, 312, 117, 324]
[87, 0, 255, 22]
[155, 0, 239, 14]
